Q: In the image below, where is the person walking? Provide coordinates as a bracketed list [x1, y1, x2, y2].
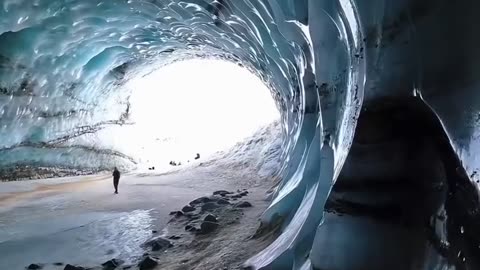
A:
[112, 167, 120, 194]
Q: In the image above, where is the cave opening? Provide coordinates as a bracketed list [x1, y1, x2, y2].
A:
[95, 58, 280, 172]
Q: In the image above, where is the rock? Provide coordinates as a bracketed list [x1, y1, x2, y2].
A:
[182, 205, 195, 213]
[102, 259, 124, 270]
[143, 237, 173, 252]
[138, 256, 158, 270]
[185, 224, 198, 232]
[189, 196, 213, 205]
[235, 201, 253, 208]
[231, 194, 242, 199]
[239, 191, 249, 196]
[217, 198, 230, 205]
[64, 265, 86, 270]
[152, 230, 158, 234]
[213, 190, 232, 196]
[203, 214, 218, 223]
[53, 263, 64, 266]
[199, 221, 219, 234]
[27, 264, 42, 269]
[210, 195, 225, 201]
[168, 235, 181, 240]
[169, 210, 184, 216]
[151, 241, 172, 252]
[201, 202, 220, 211]
[187, 214, 200, 221]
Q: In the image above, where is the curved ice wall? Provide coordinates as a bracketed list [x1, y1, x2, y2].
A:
[0, 0, 479, 269]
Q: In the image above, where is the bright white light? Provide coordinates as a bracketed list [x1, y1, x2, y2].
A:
[112, 59, 279, 170]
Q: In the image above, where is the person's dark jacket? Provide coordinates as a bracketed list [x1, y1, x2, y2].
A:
[113, 169, 120, 180]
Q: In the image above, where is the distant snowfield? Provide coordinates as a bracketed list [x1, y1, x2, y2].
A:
[0, 122, 283, 269]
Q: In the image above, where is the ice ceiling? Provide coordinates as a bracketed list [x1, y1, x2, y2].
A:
[1, 0, 480, 269]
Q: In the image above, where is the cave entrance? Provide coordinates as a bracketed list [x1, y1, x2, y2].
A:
[112, 59, 279, 171]
[0, 59, 283, 270]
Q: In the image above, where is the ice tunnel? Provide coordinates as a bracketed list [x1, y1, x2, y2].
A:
[1, 0, 480, 269]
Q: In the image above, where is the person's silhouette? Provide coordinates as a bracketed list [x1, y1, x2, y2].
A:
[112, 167, 120, 194]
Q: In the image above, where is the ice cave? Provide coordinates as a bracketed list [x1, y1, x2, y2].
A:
[1, 0, 480, 270]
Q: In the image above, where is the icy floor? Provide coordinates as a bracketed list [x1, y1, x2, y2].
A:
[0, 169, 232, 270]
[0, 210, 152, 269]
[0, 122, 282, 270]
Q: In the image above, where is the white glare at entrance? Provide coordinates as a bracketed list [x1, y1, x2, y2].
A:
[121, 59, 279, 170]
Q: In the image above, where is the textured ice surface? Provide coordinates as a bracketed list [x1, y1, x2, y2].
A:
[0, 210, 154, 269]
[1, 0, 480, 269]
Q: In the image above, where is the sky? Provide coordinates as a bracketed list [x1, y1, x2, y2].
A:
[104, 59, 279, 170]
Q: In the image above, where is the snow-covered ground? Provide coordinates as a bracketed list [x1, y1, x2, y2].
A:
[0, 122, 283, 270]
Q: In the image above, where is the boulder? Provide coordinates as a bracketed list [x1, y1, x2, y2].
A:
[64, 265, 85, 270]
[235, 201, 253, 208]
[185, 224, 198, 232]
[102, 259, 124, 270]
[199, 221, 219, 234]
[213, 190, 232, 196]
[189, 196, 213, 205]
[187, 214, 200, 221]
[182, 205, 195, 213]
[203, 214, 218, 223]
[201, 202, 219, 211]
[53, 263, 64, 266]
[216, 198, 230, 205]
[143, 237, 173, 252]
[138, 256, 158, 270]
[27, 264, 42, 269]
[169, 211, 184, 217]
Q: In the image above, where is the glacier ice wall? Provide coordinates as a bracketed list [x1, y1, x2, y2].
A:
[1, 0, 480, 269]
